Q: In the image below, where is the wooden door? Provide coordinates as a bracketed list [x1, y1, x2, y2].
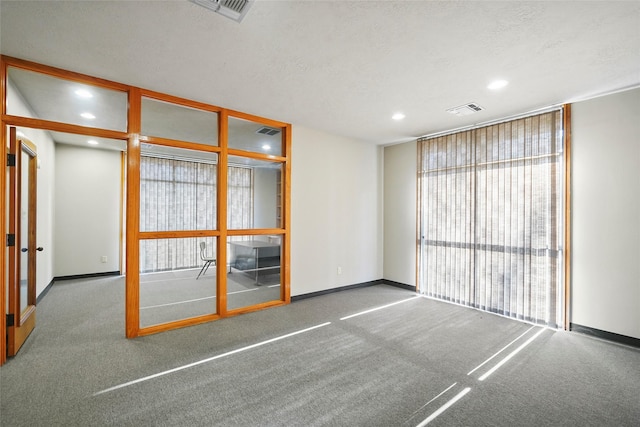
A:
[7, 127, 38, 356]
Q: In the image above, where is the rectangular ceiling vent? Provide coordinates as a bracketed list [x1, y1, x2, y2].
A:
[256, 127, 280, 136]
[189, 0, 253, 23]
[446, 102, 484, 116]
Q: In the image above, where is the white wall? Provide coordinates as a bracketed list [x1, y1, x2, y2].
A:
[383, 141, 417, 287]
[54, 144, 121, 276]
[254, 167, 277, 229]
[571, 88, 640, 339]
[6, 83, 56, 297]
[290, 126, 383, 296]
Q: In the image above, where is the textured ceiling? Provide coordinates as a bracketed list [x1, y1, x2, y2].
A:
[1, 1, 639, 145]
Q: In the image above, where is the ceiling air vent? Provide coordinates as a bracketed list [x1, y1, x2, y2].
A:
[256, 127, 280, 136]
[189, 0, 254, 23]
[446, 102, 484, 116]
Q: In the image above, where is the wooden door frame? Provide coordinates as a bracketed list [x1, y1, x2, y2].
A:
[1, 58, 8, 366]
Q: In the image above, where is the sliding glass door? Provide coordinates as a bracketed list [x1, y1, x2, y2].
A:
[417, 110, 566, 328]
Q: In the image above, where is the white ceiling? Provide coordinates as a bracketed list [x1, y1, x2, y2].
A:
[1, 0, 639, 145]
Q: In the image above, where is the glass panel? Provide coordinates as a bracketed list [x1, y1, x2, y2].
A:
[140, 237, 217, 328]
[50, 132, 126, 151]
[227, 235, 282, 310]
[228, 156, 282, 229]
[228, 116, 283, 156]
[19, 149, 30, 313]
[7, 67, 127, 132]
[140, 145, 217, 232]
[141, 97, 218, 146]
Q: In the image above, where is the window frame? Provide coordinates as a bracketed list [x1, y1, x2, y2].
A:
[0, 56, 292, 351]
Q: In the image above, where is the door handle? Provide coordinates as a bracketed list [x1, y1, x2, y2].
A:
[21, 248, 27, 253]
[36, 247, 44, 252]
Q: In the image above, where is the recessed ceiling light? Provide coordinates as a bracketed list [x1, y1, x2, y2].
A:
[75, 88, 93, 98]
[80, 112, 96, 119]
[87, 140, 99, 145]
[16, 131, 26, 137]
[392, 112, 406, 121]
[262, 144, 271, 151]
[488, 79, 509, 90]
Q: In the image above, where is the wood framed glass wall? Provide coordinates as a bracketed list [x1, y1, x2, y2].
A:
[0, 56, 291, 360]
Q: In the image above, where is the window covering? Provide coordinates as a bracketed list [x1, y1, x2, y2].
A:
[139, 156, 252, 272]
[417, 110, 564, 327]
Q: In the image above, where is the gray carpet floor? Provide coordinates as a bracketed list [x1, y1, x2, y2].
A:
[1, 277, 638, 426]
[140, 269, 281, 327]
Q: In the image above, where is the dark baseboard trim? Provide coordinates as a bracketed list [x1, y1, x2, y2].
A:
[291, 279, 416, 302]
[570, 323, 640, 348]
[36, 279, 55, 304]
[291, 280, 384, 302]
[381, 279, 416, 292]
[54, 271, 121, 282]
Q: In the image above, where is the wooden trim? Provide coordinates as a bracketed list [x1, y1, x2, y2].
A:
[228, 148, 286, 163]
[14, 309, 35, 350]
[227, 109, 288, 129]
[139, 230, 221, 239]
[282, 123, 291, 303]
[563, 104, 572, 331]
[140, 135, 221, 154]
[415, 140, 422, 293]
[1, 55, 130, 92]
[139, 88, 223, 113]
[0, 115, 128, 141]
[26, 141, 37, 309]
[217, 109, 229, 317]
[125, 88, 142, 338]
[138, 313, 222, 337]
[120, 152, 126, 275]
[0, 59, 7, 365]
[226, 299, 287, 317]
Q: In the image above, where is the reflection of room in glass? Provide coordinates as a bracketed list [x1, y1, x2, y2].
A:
[140, 154, 218, 233]
[228, 116, 282, 156]
[228, 155, 282, 230]
[139, 237, 217, 328]
[227, 235, 281, 311]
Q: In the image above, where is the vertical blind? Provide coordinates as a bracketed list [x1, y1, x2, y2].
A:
[417, 110, 564, 327]
[140, 156, 252, 272]
[228, 165, 254, 230]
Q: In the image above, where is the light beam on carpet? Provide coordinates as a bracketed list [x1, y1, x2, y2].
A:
[467, 326, 536, 376]
[416, 387, 471, 426]
[340, 295, 421, 320]
[93, 322, 332, 396]
[479, 327, 546, 381]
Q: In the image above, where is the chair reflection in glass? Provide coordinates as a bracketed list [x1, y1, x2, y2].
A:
[197, 241, 216, 279]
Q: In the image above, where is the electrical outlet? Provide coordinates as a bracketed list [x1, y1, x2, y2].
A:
[101, 256, 108, 263]
[337, 266, 342, 275]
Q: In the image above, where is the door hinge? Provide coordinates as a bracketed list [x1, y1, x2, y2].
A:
[7, 153, 15, 167]
[6, 234, 15, 247]
[6, 314, 14, 327]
